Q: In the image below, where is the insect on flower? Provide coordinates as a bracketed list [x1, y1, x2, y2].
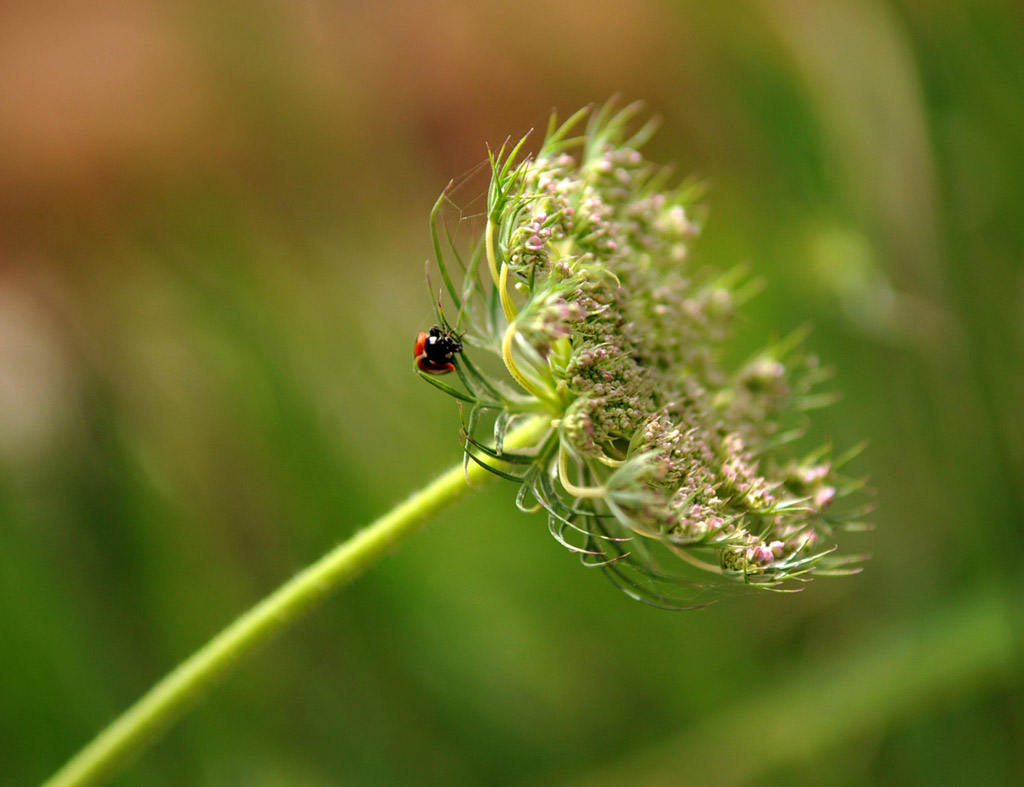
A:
[414, 325, 463, 374]
[415, 100, 868, 608]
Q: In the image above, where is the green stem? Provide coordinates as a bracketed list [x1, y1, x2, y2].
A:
[45, 417, 550, 787]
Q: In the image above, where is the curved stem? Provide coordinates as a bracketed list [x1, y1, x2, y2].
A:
[500, 323, 556, 407]
[45, 417, 550, 787]
[666, 542, 724, 575]
[485, 216, 502, 290]
[486, 218, 517, 324]
[557, 446, 606, 499]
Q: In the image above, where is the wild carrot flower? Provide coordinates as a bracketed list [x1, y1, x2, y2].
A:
[419, 101, 867, 608]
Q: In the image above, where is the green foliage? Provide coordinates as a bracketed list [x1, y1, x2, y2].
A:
[1, 1, 1022, 784]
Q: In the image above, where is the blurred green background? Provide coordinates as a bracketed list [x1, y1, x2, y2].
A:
[2, 1, 1022, 784]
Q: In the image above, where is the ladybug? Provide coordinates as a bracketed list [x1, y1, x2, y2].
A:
[414, 325, 463, 374]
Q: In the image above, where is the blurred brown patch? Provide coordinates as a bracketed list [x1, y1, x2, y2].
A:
[0, 2, 215, 238]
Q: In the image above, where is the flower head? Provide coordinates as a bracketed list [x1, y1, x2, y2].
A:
[418, 101, 867, 608]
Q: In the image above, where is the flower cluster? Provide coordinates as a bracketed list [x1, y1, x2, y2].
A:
[418, 102, 867, 608]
